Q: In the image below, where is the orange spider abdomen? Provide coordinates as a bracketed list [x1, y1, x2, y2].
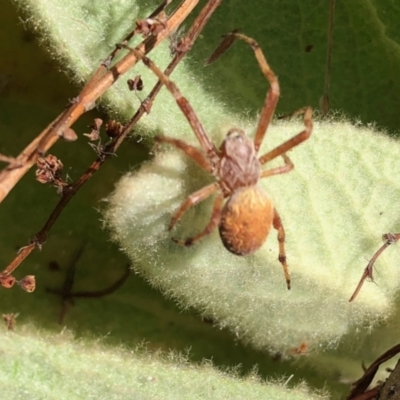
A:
[219, 186, 274, 256]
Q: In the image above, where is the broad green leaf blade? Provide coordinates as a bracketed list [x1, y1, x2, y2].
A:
[105, 117, 400, 354]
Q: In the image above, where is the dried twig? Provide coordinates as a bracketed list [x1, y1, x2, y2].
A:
[46, 243, 130, 324]
[346, 343, 400, 399]
[349, 233, 400, 302]
[0, 153, 21, 168]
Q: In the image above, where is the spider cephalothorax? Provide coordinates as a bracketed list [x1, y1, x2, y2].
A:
[217, 128, 261, 193]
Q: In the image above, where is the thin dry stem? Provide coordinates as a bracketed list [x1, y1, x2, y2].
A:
[320, 0, 336, 115]
[349, 233, 400, 302]
[0, 153, 21, 168]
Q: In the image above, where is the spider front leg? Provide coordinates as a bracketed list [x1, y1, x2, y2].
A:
[155, 136, 214, 173]
[272, 208, 290, 290]
[206, 31, 280, 153]
[173, 192, 224, 247]
[122, 44, 219, 161]
[258, 107, 313, 165]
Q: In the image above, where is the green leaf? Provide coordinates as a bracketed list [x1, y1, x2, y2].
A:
[105, 117, 400, 355]
[0, 326, 328, 400]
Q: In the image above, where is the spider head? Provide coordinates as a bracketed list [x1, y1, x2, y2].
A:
[220, 128, 256, 160]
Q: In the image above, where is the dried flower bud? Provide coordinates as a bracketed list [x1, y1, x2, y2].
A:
[84, 118, 103, 141]
[84, 101, 96, 111]
[2, 313, 19, 331]
[18, 275, 36, 293]
[35, 169, 54, 184]
[0, 275, 16, 289]
[35, 154, 67, 191]
[105, 120, 124, 139]
[36, 154, 63, 173]
[61, 128, 78, 142]
[93, 118, 103, 130]
[127, 76, 144, 92]
[135, 14, 167, 37]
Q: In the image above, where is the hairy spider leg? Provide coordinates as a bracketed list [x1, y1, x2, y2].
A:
[168, 182, 219, 231]
[206, 33, 312, 168]
[258, 154, 293, 290]
[155, 136, 214, 173]
[260, 154, 294, 178]
[173, 192, 224, 247]
[258, 107, 313, 165]
[126, 46, 219, 161]
[272, 208, 290, 289]
[207, 31, 280, 153]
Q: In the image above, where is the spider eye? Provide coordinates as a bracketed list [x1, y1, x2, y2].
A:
[226, 128, 245, 140]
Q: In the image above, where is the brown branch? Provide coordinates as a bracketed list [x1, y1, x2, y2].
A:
[0, 0, 222, 280]
[0, 153, 21, 168]
[46, 242, 130, 324]
[347, 343, 400, 399]
[350, 388, 380, 400]
[0, 244, 35, 278]
[0, 0, 200, 204]
[66, 265, 130, 299]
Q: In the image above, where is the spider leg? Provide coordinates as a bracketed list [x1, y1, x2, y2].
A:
[272, 208, 290, 290]
[169, 182, 219, 231]
[260, 154, 293, 178]
[122, 45, 219, 160]
[208, 31, 280, 153]
[155, 136, 214, 173]
[173, 192, 224, 247]
[258, 107, 313, 165]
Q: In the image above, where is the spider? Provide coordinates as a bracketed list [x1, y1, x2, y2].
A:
[127, 31, 313, 289]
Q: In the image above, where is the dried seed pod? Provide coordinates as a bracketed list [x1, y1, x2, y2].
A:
[84, 118, 103, 141]
[61, 128, 78, 142]
[127, 75, 144, 91]
[35, 154, 67, 191]
[18, 275, 36, 293]
[0, 275, 16, 289]
[105, 120, 124, 139]
[135, 13, 167, 37]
